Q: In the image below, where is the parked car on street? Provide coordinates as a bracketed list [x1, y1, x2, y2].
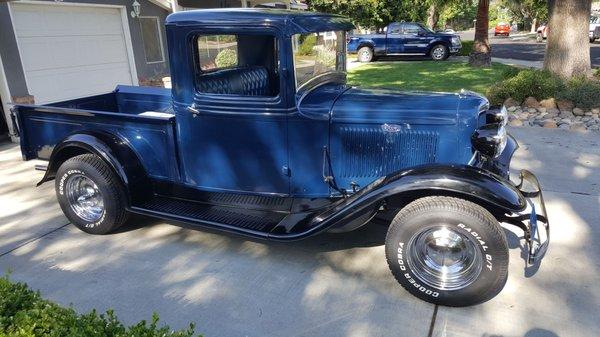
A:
[347, 22, 462, 62]
[538, 16, 600, 43]
[494, 22, 511, 36]
[12, 9, 548, 307]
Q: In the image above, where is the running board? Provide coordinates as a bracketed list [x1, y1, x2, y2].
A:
[129, 196, 288, 238]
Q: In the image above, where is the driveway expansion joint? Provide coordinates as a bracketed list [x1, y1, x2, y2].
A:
[0, 223, 71, 258]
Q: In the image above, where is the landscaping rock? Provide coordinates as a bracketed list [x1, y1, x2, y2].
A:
[507, 106, 518, 112]
[570, 122, 587, 132]
[504, 104, 599, 132]
[509, 119, 524, 127]
[523, 97, 540, 108]
[573, 108, 585, 116]
[539, 98, 557, 109]
[542, 120, 558, 128]
[592, 108, 600, 114]
[560, 110, 574, 118]
[503, 97, 520, 107]
[557, 100, 575, 112]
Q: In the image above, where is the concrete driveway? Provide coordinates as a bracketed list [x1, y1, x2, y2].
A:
[1, 127, 599, 337]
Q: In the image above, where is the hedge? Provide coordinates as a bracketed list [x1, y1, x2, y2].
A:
[0, 274, 200, 337]
[486, 68, 600, 108]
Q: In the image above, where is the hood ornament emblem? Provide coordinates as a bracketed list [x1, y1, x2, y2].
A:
[381, 123, 409, 133]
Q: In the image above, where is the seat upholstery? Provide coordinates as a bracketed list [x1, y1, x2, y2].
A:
[197, 66, 271, 96]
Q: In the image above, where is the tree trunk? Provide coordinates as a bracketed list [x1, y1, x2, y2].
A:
[469, 0, 491, 67]
[543, 0, 592, 78]
[530, 18, 537, 33]
[427, 3, 439, 30]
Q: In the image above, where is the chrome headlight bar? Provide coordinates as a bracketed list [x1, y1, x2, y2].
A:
[472, 106, 508, 158]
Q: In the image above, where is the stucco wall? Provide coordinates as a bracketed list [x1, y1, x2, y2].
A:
[0, 0, 170, 99]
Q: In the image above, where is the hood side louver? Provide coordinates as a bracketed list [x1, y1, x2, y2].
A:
[337, 126, 439, 178]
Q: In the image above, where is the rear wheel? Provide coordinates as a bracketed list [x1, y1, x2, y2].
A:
[357, 46, 374, 63]
[385, 196, 509, 306]
[55, 154, 128, 234]
[430, 44, 449, 61]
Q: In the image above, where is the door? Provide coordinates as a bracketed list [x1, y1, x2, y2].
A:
[176, 31, 289, 195]
[385, 23, 404, 54]
[10, 2, 136, 103]
[400, 23, 430, 53]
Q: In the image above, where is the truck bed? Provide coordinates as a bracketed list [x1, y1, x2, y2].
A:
[15, 85, 180, 181]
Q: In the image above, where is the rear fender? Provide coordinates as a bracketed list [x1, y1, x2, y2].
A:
[38, 132, 151, 204]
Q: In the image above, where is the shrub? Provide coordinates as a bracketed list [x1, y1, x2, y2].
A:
[297, 34, 317, 56]
[556, 76, 600, 109]
[486, 69, 564, 105]
[457, 40, 474, 56]
[214, 48, 237, 68]
[0, 274, 200, 337]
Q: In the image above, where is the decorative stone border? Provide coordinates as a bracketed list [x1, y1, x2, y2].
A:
[503, 97, 599, 132]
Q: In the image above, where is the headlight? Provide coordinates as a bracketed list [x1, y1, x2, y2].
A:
[471, 124, 508, 158]
[451, 37, 461, 45]
[485, 105, 508, 126]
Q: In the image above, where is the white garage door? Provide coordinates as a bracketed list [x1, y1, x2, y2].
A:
[11, 2, 136, 104]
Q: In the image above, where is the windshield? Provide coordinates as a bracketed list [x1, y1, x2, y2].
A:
[292, 31, 346, 89]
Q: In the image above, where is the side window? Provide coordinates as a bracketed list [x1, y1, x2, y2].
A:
[194, 34, 280, 97]
[388, 24, 402, 35]
[402, 24, 423, 35]
[139, 17, 165, 63]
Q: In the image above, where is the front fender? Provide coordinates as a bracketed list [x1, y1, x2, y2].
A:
[272, 164, 525, 239]
[38, 131, 151, 204]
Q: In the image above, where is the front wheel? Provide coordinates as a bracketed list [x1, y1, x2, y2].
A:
[55, 154, 129, 234]
[536, 33, 544, 43]
[430, 44, 449, 61]
[385, 196, 508, 306]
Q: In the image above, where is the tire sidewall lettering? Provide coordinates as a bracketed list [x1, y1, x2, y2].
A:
[397, 241, 439, 298]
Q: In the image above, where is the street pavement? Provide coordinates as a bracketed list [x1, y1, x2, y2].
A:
[0, 127, 599, 337]
[458, 30, 600, 68]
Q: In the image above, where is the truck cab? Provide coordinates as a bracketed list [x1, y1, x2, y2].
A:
[347, 22, 462, 62]
[13, 9, 548, 307]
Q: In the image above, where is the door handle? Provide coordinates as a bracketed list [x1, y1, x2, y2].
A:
[186, 104, 200, 117]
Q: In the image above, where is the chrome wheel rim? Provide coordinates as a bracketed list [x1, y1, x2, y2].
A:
[65, 174, 104, 222]
[432, 46, 445, 60]
[407, 226, 482, 290]
[359, 49, 371, 62]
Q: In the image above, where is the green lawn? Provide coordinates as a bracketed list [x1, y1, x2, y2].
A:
[347, 61, 514, 95]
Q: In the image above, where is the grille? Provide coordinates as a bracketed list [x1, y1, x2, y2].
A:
[337, 126, 439, 178]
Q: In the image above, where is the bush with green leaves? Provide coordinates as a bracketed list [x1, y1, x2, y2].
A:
[0, 274, 200, 337]
[457, 40, 473, 57]
[556, 76, 600, 109]
[486, 69, 565, 105]
[215, 48, 237, 68]
[297, 34, 317, 56]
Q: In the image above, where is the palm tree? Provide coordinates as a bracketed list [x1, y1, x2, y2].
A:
[543, 0, 592, 78]
[469, 0, 491, 67]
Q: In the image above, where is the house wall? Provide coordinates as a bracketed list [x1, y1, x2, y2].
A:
[0, 0, 170, 100]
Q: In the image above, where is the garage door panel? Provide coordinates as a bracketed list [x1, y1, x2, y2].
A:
[27, 63, 132, 103]
[13, 4, 125, 37]
[19, 35, 130, 71]
[11, 2, 134, 104]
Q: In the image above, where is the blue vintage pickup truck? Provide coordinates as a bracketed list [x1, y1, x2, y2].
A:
[12, 9, 547, 307]
[347, 22, 462, 62]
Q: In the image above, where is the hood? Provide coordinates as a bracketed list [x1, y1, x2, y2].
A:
[326, 87, 487, 190]
[331, 87, 461, 125]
